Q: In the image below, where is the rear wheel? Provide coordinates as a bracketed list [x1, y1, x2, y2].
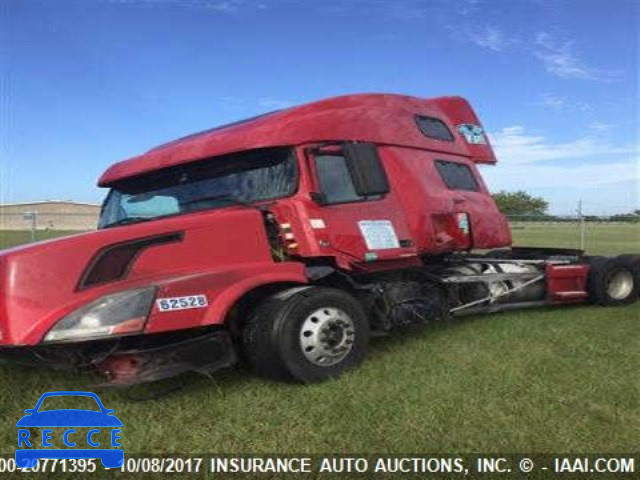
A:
[242, 287, 370, 382]
[587, 257, 639, 306]
[617, 255, 640, 300]
[618, 254, 640, 265]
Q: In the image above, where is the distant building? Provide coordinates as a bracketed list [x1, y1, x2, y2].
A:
[0, 201, 100, 231]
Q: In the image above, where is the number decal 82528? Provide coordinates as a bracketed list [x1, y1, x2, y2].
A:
[156, 295, 208, 312]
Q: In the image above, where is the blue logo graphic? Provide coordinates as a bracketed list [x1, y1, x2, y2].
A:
[15, 391, 124, 469]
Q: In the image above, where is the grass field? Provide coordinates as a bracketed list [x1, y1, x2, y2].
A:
[510, 222, 640, 256]
[0, 230, 83, 250]
[0, 224, 638, 454]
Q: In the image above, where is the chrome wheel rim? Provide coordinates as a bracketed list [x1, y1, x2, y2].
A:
[300, 307, 355, 367]
[606, 269, 634, 300]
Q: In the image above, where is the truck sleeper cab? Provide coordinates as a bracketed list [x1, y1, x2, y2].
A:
[0, 93, 637, 385]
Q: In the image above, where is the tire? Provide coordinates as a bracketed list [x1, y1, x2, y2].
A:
[618, 254, 640, 270]
[587, 256, 639, 306]
[242, 286, 370, 383]
[618, 255, 640, 300]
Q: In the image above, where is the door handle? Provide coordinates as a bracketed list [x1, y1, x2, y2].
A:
[453, 197, 466, 204]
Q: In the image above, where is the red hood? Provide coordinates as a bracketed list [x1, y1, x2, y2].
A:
[0, 208, 272, 345]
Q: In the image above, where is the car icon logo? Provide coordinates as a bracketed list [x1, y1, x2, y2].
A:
[16, 391, 124, 469]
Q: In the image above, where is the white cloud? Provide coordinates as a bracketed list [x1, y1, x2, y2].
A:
[588, 121, 615, 133]
[532, 93, 593, 113]
[536, 93, 566, 111]
[445, 23, 516, 52]
[533, 32, 620, 81]
[575, 101, 593, 112]
[488, 126, 635, 165]
[534, 33, 589, 79]
[202, 1, 240, 12]
[469, 26, 508, 52]
[534, 93, 593, 113]
[483, 126, 639, 202]
[450, 26, 622, 82]
[483, 160, 639, 190]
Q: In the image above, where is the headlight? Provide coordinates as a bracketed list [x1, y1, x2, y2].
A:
[44, 287, 156, 342]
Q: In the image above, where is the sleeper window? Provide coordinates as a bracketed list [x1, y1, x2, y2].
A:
[415, 116, 455, 142]
[435, 160, 479, 191]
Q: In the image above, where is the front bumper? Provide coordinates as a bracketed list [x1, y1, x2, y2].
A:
[0, 328, 237, 386]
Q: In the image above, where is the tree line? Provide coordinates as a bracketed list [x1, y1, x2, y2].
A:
[492, 191, 639, 222]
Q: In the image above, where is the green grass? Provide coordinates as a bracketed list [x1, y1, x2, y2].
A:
[0, 224, 638, 454]
[0, 230, 82, 250]
[511, 223, 640, 255]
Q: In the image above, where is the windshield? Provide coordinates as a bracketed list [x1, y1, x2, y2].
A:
[99, 147, 297, 228]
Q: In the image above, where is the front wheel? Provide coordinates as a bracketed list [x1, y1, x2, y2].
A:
[242, 287, 370, 383]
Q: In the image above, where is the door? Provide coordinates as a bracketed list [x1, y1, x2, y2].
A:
[305, 144, 418, 268]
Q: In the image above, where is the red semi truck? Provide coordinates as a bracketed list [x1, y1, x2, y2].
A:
[0, 94, 638, 385]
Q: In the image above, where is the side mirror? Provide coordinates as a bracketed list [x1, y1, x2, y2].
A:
[342, 143, 390, 196]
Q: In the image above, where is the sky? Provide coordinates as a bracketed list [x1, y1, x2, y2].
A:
[1, 0, 638, 215]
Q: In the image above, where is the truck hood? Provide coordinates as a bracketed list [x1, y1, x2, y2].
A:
[0, 208, 272, 345]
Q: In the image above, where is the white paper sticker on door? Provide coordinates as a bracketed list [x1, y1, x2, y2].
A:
[358, 220, 400, 250]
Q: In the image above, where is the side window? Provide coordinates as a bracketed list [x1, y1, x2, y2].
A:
[314, 154, 363, 204]
[435, 160, 479, 191]
[314, 153, 385, 204]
